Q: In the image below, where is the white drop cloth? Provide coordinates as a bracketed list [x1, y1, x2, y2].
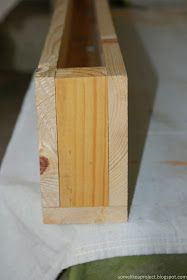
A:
[0, 7, 187, 280]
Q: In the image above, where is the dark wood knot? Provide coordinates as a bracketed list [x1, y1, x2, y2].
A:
[40, 156, 49, 175]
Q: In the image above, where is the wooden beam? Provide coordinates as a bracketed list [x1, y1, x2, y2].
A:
[35, 0, 128, 223]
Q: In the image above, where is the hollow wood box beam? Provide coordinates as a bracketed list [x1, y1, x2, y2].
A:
[35, 0, 128, 224]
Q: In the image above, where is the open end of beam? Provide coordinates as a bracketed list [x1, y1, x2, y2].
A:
[57, 0, 103, 68]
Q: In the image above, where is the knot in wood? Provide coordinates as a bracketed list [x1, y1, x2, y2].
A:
[40, 156, 49, 175]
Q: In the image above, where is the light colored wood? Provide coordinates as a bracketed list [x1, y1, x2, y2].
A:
[43, 206, 127, 224]
[35, 69, 59, 207]
[55, 73, 109, 207]
[96, 1, 128, 208]
[102, 43, 127, 76]
[102, 43, 128, 207]
[95, 0, 117, 41]
[56, 67, 106, 78]
[35, 0, 128, 223]
[38, 0, 69, 70]
[107, 75, 128, 207]
[35, 0, 70, 207]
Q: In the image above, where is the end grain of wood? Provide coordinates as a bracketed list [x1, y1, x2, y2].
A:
[35, 0, 128, 223]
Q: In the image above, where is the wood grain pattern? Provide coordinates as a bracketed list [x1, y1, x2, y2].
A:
[35, 0, 70, 207]
[102, 43, 127, 76]
[35, 69, 59, 207]
[96, 0, 128, 208]
[36, 0, 128, 223]
[107, 75, 128, 207]
[95, 0, 117, 41]
[102, 43, 128, 207]
[55, 73, 109, 207]
[43, 206, 127, 224]
[56, 67, 106, 78]
[38, 0, 69, 70]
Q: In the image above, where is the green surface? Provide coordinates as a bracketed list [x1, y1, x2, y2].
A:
[58, 255, 187, 280]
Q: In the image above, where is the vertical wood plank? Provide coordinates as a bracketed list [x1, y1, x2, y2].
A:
[55, 74, 109, 207]
[94, 77, 109, 206]
[35, 70, 60, 207]
[95, 0, 128, 211]
[35, 0, 70, 208]
[102, 43, 128, 207]
[108, 75, 128, 207]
